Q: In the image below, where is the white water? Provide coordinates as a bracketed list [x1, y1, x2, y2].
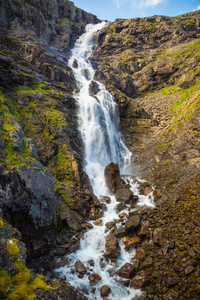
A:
[57, 22, 154, 299]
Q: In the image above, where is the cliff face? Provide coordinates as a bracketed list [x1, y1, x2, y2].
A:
[0, 0, 99, 50]
[92, 11, 200, 299]
[0, 0, 101, 277]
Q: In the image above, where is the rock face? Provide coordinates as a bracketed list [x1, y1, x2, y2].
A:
[0, 0, 99, 50]
[0, 0, 100, 261]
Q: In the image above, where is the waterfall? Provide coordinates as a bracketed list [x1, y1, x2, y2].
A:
[57, 22, 154, 300]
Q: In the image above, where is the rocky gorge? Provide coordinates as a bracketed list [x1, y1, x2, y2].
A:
[0, 0, 200, 299]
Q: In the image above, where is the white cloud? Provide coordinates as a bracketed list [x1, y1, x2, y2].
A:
[196, 5, 200, 10]
[144, 0, 165, 7]
[113, 0, 165, 8]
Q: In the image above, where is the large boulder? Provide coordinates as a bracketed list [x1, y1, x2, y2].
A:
[115, 188, 133, 203]
[105, 232, 120, 260]
[116, 263, 135, 279]
[125, 215, 141, 231]
[131, 270, 149, 289]
[104, 163, 121, 193]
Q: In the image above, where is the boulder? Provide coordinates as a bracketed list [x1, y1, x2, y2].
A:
[89, 81, 100, 96]
[74, 260, 87, 275]
[122, 235, 141, 250]
[59, 209, 82, 232]
[88, 273, 101, 282]
[105, 233, 120, 260]
[116, 263, 135, 279]
[131, 270, 149, 289]
[114, 227, 127, 238]
[105, 221, 116, 229]
[100, 196, 111, 204]
[100, 285, 111, 297]
[116, 188, 133, 204]
[104, 163, 121, 193]
[125, 215, 140, 231]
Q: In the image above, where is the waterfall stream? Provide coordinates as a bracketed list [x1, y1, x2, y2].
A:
[57, 22, 154, 300]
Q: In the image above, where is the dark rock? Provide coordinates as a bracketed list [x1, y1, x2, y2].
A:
[131, 270, 149, 289]
[100, 285, 111, 297]
[88, 273, 101, 282]
[137, 221, 149, 237]
[105, 222, 116, 229]
[81, 69, 90, 80]
[59, 209, 82, 232]
[116, 263, 135, 279]
[100, 196, 111, 204]
[125, 215, 140, 231]
[116, 202, 125, 211]
[104, 163, 121, 193]
[116, 188, 133, 204]
[89, 81, 100, 96]
[74, 260, 87, 275]
[105, 233, 120, 260]
[185, 265, 195, 275]
[114, 227, 127, 238]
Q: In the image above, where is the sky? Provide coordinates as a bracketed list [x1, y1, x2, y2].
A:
[72, 0, 200, 21]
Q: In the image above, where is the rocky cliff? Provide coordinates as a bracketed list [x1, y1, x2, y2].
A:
[0, 1, 101, 299]
[91, 11, 200, 299]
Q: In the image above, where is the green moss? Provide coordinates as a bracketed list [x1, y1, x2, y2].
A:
[0, 270, 12, 296]
[3, 260, 52, 300]
[6, 239, 19, 259]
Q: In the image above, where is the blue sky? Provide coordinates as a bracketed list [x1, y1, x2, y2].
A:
[72, 0, 200, 21]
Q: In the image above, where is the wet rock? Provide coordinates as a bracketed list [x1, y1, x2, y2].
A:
[100, 285, 111, 297]
[93, 195, 102, 208]
[114, 227, 127, 238]
[116, 188, 133, 204]
[94, 219, 103, 226]
[72, 59, 78, 69]
[125, 215, 140, 231]
[100, 196, 111, 204]
[105, 233, 120, 260]
[88, 273, 102, 282]
[116, 202, 125, 211]
[131, 270, 149, 289]
[105, 221, 116, 229]
[74, 260, 87, 275]
[104, 163, 121, 193]
[89, 81, 100, 96]
[116, 263, 135, 279]
[88, 260, 94, 266]
[81, 69, 90, 80]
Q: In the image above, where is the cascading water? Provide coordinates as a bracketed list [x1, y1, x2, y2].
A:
[57, 22, 154, 300]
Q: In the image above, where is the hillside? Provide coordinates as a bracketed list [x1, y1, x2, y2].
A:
[92, 11, 200, 299]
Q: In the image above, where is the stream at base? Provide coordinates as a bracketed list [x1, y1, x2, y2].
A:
[56, 22, 154, 300]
